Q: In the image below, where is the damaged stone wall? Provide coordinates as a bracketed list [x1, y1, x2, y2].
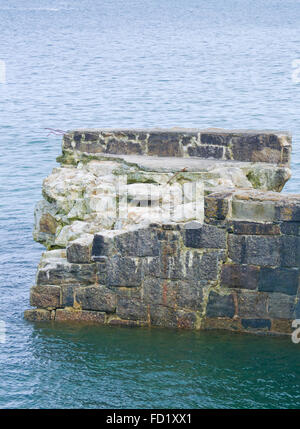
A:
[24, 128, 299, 335]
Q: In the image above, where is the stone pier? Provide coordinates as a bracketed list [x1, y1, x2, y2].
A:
[24, 128, 300, 335]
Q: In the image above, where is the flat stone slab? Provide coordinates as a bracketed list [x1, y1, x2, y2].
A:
[94, 153, 282, 173]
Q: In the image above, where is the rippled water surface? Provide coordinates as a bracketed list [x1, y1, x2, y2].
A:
[1, 0, 300, 408]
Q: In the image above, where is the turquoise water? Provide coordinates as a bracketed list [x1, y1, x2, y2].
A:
[0, 0, 300, 408]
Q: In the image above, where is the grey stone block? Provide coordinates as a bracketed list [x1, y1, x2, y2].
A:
[231, 134, 282, 163]
[30, 285, 61, 309]
[149, 305, 178, 328]
[106, 138, 143, 155]
[183, 224, 226, 249]
[280, 236, 300, 267]
[116, 296, 148, 321]
[280, 222, 300, 236]
[228, 235, 281, 266]
[142, 277, 204, 311]
[106, 256, 142, 287]
[175, 310, 198, 329]
[230, 221, 280, 236]
[37, 262, 97, 285]
[55, 309, 106, 323]
[24, 309, 52, 322]
[206, 291, 235, 318]
[146, 255, 185, 280]
[241, 318, 271, 330]
[258, 267, 299, 295]
[221, 264, 260, 290]
[67, 235, 93, 263]
[114, 228, 160, 257]
[268, 293, 296, 319]
[61, 284, 76, 307]
[75, 285, 116, 312]
[147, 133, 183, 157]
[204, 192, 232, 222]
[176, 280, 204, 311]
[188, 145, 224, 159]
[92, 234, 115, 257]
[200, 133, 231, 146]
[232, 201, 276, 222]
[228, 234, 246, 263]
[275, 204, 300, 221]
[244, 236, 280, 266]
[143, 277, 178, 307]
[237, 291, 268, 318]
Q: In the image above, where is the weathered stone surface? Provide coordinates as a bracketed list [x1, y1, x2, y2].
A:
[241, 318, 271, 331]
[106, 138, 143, 155]
[107, 318, 146, 327]
[183, 224, 226, 249]
[258, 267, 299, 295]
[200, 133, 231, 146]
[188, 145, 224, 159]
[114, 228, 160, 257]
[92, 233, 116, 258]
[204, 192, 232, 222]
[24, 309, 52, 322]
[149, 305, 178, 328]
[142, 277, 204, 311]
[201, 317, 241, 332]
[55, 309, 106, 323]
[221, 264, 260, 290]
[60, 284, 76, 307]
[176, 310, 198, 329]
[39, 213, 58, 234]
[147, 133, 183, 157]
[246, 165, 290, 192]
[275, 204, 300, 221]
[75, 285, 116, 312]
[268, 293, 296, 319]
[271, 319, 293, 334]
[230, 221, 280, 236]
[62, 129, 291, 165]
[206, 291, 235, 318]
[116, 296, 148, 321]
[176, 280, 204, 311]
[30, 285, 61, 309]
[227, 235, 246, 263]
[228, 235, 280, 266]
[237, 291, 268, 318]
[66, 234, 94, 263]
[280, 222, 300, 236]
[230, 133, 287, 164]
[37, 261, 97, 285]
[186, 250, 225, 282]
[105, 256, 142, 287]
[146, 255, 184, 280]
[232, 200, 276, 222]
[280, 236, 300, 267]
[143, 277, 178, 307]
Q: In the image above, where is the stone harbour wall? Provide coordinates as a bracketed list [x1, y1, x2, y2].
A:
[24, 128, 300, 335]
